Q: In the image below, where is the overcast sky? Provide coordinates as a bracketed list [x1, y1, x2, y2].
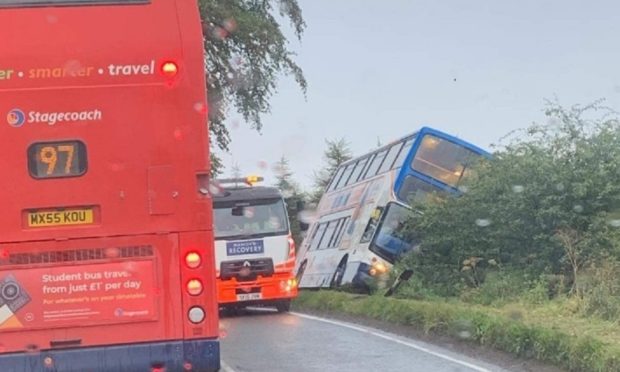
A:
[219, 0, 620, 190]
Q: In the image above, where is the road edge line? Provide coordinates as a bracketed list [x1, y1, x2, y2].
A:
[220, 360, 237, 372]
[292, 312, 493, 372]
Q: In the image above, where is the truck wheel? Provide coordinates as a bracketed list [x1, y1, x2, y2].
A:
[276, 300, 291, 313]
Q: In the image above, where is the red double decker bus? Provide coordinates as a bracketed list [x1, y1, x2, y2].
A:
[0, 0, 219, 371]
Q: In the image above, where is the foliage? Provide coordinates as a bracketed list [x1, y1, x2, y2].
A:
[200, 0, 307, 174]
[273, 156, 306, 246]
[310, 138, 353, 204]
[577, 259, 620, 321]
[398, 101, 620, 296]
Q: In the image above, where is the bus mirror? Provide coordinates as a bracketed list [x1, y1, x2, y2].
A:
[384, 268, 413, 297]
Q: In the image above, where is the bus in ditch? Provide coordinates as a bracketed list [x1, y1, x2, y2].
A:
[295, 127, 489, 290]
[0, 0, 219, 370]
[213, 177, 298, 312]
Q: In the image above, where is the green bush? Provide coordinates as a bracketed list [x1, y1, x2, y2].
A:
[397, 102, 620, 298]
[578, 260, 620, 321]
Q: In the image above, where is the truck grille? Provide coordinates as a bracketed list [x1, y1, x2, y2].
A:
[220, 258, 274, 281]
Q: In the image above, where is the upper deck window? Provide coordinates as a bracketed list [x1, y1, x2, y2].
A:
[363, 149, 387, 178]
[0, 0, 148, 7]
[392, 137, 415, 169]
[412, 135, 481, 188]
[378, 142, 404, 174]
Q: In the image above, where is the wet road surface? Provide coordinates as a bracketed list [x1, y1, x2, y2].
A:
[219, 308, 509, 372]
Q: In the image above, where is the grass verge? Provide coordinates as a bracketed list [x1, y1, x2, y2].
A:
[292, 291, 620, 372]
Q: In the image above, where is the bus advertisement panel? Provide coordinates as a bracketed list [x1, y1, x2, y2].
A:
[0, 0, 219, 370]
[213, 178, 298, 312]
[296, 127, 489, 291]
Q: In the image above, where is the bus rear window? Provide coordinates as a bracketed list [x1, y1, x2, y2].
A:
[213, 198, 289, 239]
[412, 135, 481, 187]
[0, 0, 148, 7]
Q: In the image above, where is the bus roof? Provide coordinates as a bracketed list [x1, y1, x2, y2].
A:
[213, 186, 283, 203]
[337, 126, 489, 169]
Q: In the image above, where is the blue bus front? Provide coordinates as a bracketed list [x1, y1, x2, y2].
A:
[355, 127, 489, 284]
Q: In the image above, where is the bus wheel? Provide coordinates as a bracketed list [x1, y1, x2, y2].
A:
[330, 259, 347, 289]
[276, 300, 291, 313]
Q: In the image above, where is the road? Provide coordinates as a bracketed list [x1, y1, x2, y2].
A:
[219, 308, 509, 372]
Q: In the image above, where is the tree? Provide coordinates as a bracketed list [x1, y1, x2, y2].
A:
[311, 138, 353, 204]
[230, 162, 242, 178]
[399, 101, 620, 296]
[274, 156, 306, 247]
[200, 0, 307, 174]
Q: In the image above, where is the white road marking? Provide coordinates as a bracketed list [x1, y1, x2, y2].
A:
[292, 312, 493, 372]
[221, 360, 238, 372]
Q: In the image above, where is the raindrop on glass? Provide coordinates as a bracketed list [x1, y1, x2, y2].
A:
[208, 181, 223, 196]
[122, 261, 137, 274]
[105, 247, 120, 259]
[281, 189, 294, 198]
[573, 205, 584, 213]
[193, 102, 206, 114]
[298, 209, 318, 225]
[223, 18, 237, 32]
[556, 183, 565, 192]
[608, 219, 620, 228]
[512, 185, 524, 193]
[257, 161, 268, 170]
[475, 219, 492, 227]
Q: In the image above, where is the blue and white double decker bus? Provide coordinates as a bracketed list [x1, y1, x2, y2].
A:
[295, 127, 489, 289]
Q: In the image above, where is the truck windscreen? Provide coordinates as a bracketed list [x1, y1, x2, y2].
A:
[214, 198, 289, 239]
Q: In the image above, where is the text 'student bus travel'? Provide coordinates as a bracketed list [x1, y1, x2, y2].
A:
[213, 177, 298, 312]
[295, 127, 489, 290]
[0, 0, 220, 370]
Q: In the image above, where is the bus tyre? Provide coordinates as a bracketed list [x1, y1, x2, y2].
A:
[276, 300, 291, 312]
[330, 259, 347, 289]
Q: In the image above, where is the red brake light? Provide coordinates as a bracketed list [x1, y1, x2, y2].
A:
[185, 252, 201, 269]
[161, 61, 178, 77]
[187, 279, 203, 296]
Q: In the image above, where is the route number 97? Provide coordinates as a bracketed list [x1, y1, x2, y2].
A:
[28, 141, 87, 179]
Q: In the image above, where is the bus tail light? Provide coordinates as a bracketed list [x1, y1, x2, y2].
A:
[287, 235, 296, 259]
[161, 61, 179, 77]
[187, 279, 204, 296]
[185, 252, 202, 269]
[188, 306, 205, 324]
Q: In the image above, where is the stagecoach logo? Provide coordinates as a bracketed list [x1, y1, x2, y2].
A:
[7, 109, 25, 127]
[6, 108, 102, 127]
